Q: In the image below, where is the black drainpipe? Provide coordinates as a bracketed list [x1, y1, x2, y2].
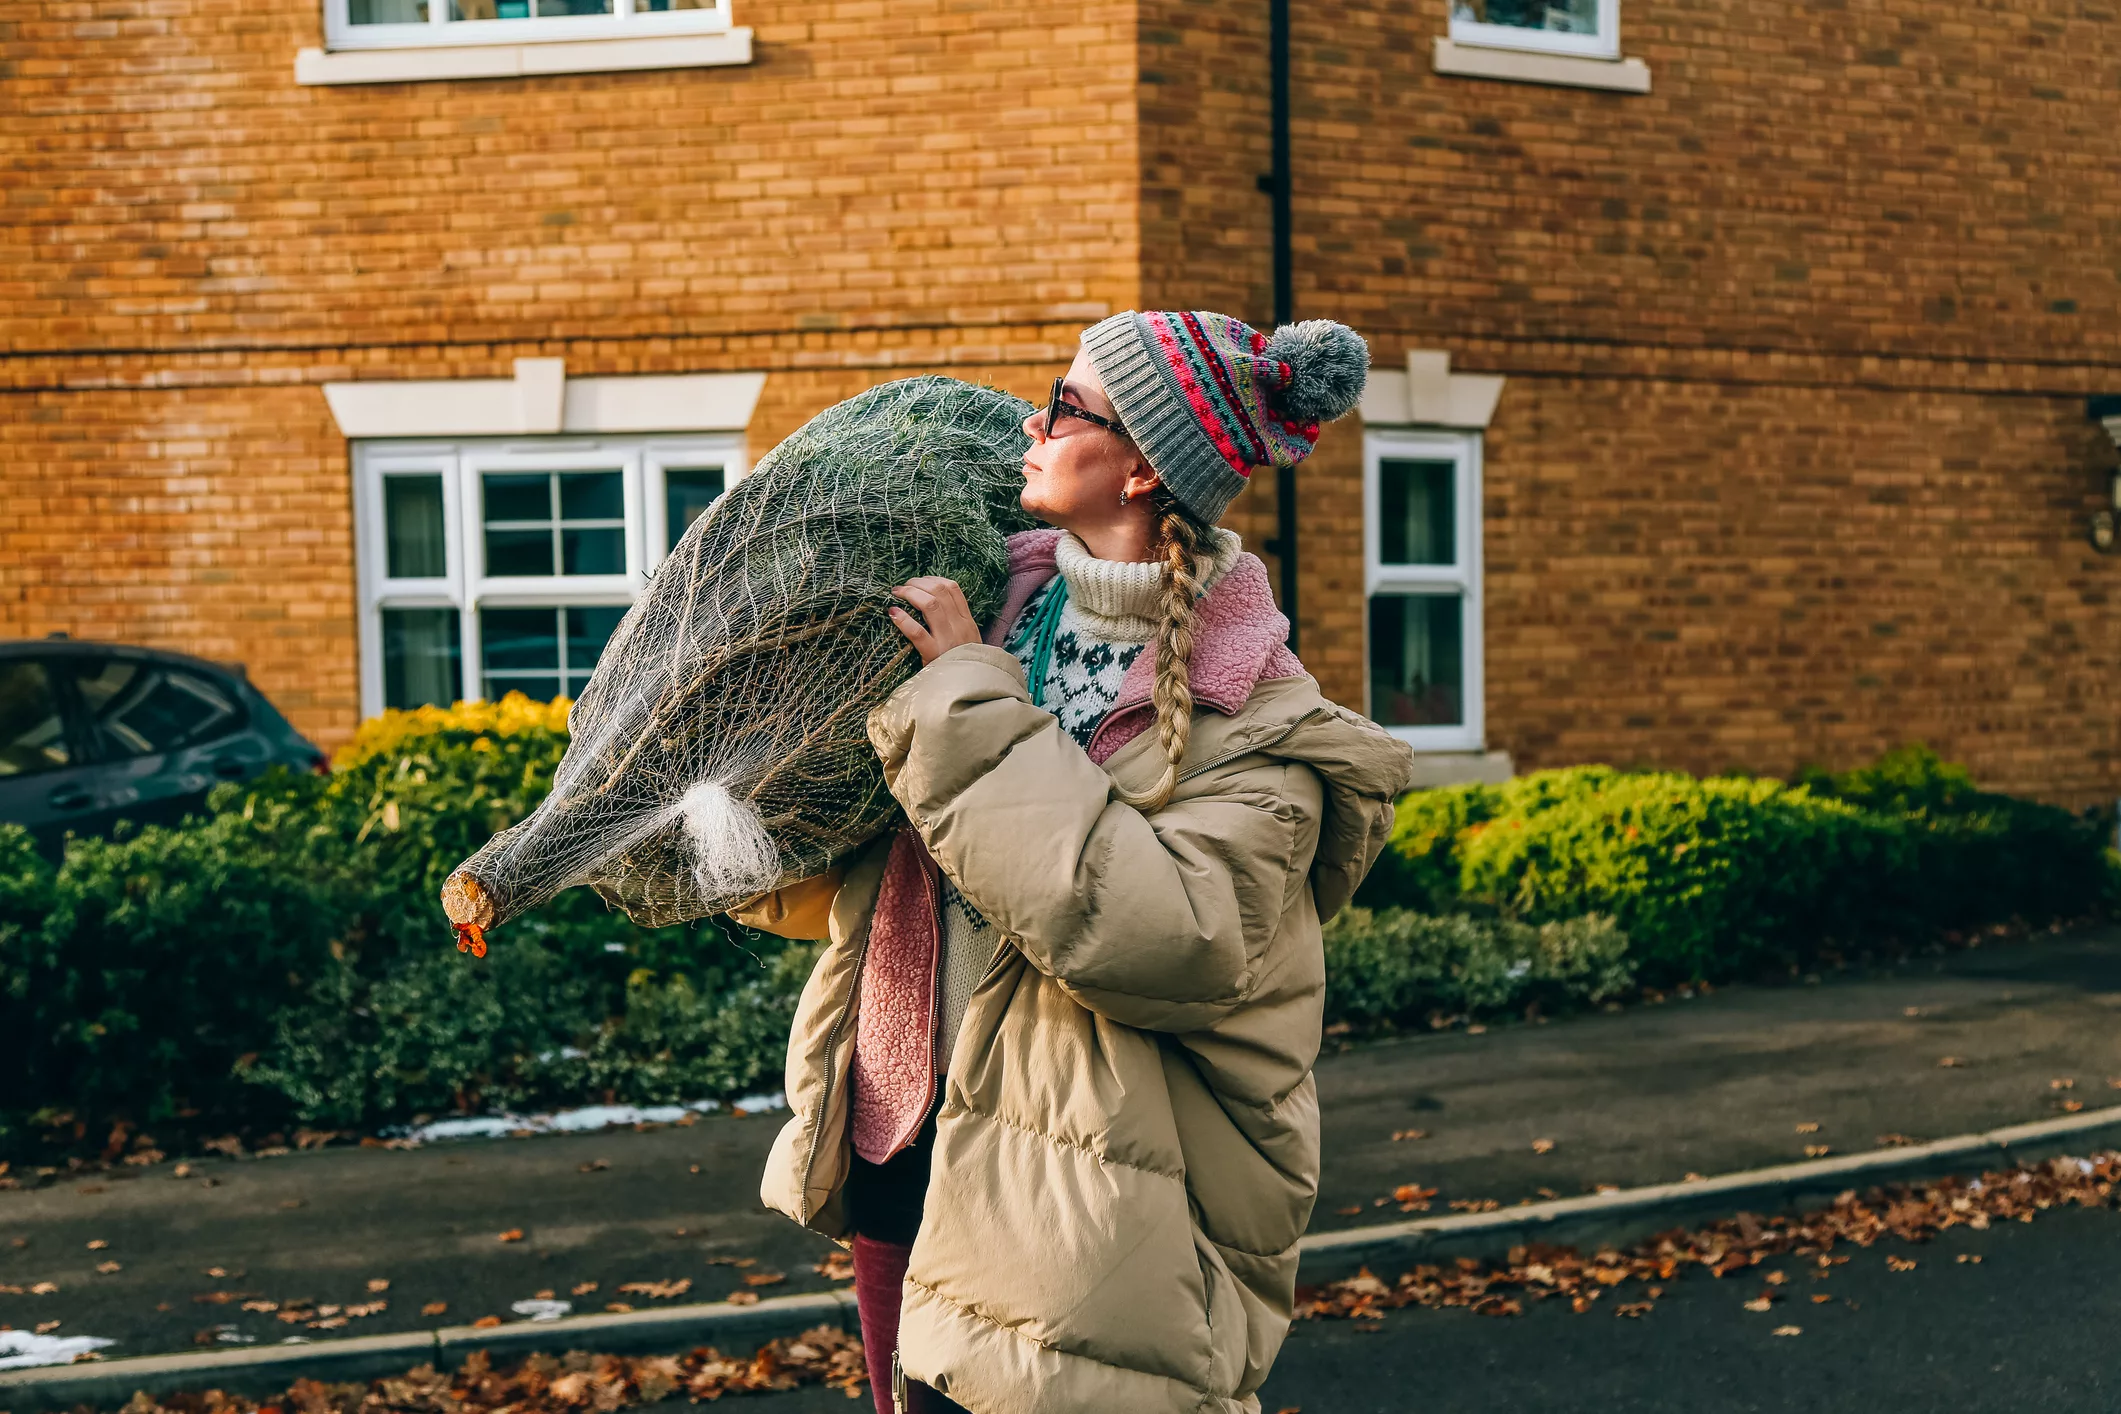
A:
[1259, 0, 1298, 650]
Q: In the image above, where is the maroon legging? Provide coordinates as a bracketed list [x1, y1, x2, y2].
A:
[851, 1235, 970, 1414]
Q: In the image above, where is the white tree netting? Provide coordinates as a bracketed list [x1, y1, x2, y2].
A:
[441, 377, 1035, 947]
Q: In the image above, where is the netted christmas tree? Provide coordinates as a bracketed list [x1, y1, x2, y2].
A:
[441, 377, 1035, 947]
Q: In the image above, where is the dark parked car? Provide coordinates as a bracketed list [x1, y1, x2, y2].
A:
[0, 637, 327, 856]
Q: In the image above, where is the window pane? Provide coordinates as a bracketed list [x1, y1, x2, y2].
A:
[383, 609, 463, 711]
[1452, 0, 1600, 35]
[559, 471, 624, 521]
[452, 0, 612, 13]
[1367, 594, 1464, 728]
[664, 468, 725, 552]
[483, 472, 551, 524]
[1378, 459, 1456, 566]
[72, 659, 244, 758]
[0, 661, 68, 777]
[481, 608, 563, 701]
[349, 0, 430, 20]
[384, 475, 448, 580]
[561, 527, 625, 576]
[486, 528, 555, 577]
[564, 606, 626, 697]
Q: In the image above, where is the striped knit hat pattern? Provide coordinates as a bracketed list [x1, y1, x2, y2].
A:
[1081, 309, 1369, 525]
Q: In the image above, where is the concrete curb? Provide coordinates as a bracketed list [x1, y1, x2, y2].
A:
[8, 1105, 2119, 1410]
[0, 1290, 857, 1412]
[1294, 1104, 2121, 1278]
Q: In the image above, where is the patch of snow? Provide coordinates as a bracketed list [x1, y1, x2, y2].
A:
[511, 1299, 573, 1322]
[0, 1330, 116, 1371]
[387, 1093, 785, 1147]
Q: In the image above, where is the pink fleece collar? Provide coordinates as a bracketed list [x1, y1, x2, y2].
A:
[981, 527, 1303, 765]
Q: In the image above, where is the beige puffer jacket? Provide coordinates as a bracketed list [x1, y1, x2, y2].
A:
[760, 643, 1415, 1414]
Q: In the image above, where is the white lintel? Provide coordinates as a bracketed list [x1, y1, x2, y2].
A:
[1360, 350, 1506, 430]
[323, 361, 767, 439]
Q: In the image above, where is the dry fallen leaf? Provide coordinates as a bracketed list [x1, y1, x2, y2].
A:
[1614, 1301, 1653, 1317]
[1886, 1255, 1917, 1272]
[2050, 1078, 2075, 1091]
[497, 1229, 525, 1243]
[1682, 1172, 1705, 1183]
[2061, 1100, 2085, 1113]
[1794, 1123, 1820, 1135]
[309, 1316, 349, 1331]
[31, 1281, 58, 1295]
[1956, 1254, 1983, 1264]
[572, 1281, 600, 1296]
[1742, 1296, 1774, 1312]
[471, 1315, 503, 1329]
[1804, 1145, 1832, 1158]
[1772, 1325, 1801, 1337]
[814, 1251, 855, 1282]
[1876, 1134, 1916, 1148]
[87, 1239, 109, 1250]
[725, 1291, 761, 1306]
[422, 1301, 448, 1316]
[1335, 1205, 1363, 1216]
[1810, 1293, 1833, 1304]
[1763, 1271, 1787, 1286]
[1903, 1007, 1922, 1017]
[242, 1301, 277, 1313]
[605, 1302, 635, 1313]
[95, 1261, 121, 1274]
[1532, 1139, 1556, 1155]
[1391, 1129, 1428, 1142]
[742, 1272, 786, 1288]
[534, 1289, 555, 1300]
[205, 1267, 228, 1278]
[34, 1320, 61, 1335]
[617, 1279, 692, 1300]
[367, 1278, 390, 1293]
[1938, 1057, 1964, 1068]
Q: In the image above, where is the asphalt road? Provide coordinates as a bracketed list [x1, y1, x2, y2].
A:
[6, 926, 2120, 1364]
[746, 1195, 2121, 1414]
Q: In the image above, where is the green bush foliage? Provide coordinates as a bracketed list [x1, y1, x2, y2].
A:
[1322, 907, 1634, 1029]
[0, 697, 801, 1156]
[1357, 749, 2114, 985]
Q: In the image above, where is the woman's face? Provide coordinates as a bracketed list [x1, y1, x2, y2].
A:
[1019, 348, 1159, 533]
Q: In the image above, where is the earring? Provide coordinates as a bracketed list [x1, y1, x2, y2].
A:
[1119, 488, 1131, 506]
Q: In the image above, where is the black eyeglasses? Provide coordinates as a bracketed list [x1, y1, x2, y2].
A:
[1043, 377, 1128, 441]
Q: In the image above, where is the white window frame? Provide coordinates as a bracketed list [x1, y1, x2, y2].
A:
[353, 433, 744, 719]
[1363, 429, 1485, 753]
[323, 0, 731, 51]
[1448, 0, 1619, 60]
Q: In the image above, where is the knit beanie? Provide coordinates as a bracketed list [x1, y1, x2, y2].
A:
[1080, 310, 1370, 525]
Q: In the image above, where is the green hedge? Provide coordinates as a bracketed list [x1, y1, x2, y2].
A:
[4, 709, 2111, 1155]
[0, 698, 803, 1156]
[1356, 748, 2116, 985]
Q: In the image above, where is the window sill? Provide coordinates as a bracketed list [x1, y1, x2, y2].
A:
[296, 29, 752, 85]
[1431, 36, 1649, 93]
[1401, 749, 1515, 788]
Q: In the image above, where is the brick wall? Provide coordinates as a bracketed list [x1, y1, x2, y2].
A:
[1480, 377, 2121, 807]
[1, 0, 1142, 349]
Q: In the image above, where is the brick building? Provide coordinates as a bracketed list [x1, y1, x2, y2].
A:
[6, 0, 2119, 804]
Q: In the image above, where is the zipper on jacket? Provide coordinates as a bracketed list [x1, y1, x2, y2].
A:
[796, 928, 871, 1225]
[891, 1348, 908, 1414]
[1171, 706, 1325, 787]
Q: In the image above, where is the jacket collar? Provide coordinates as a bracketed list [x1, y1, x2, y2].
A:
[982, 528, 1303, 765]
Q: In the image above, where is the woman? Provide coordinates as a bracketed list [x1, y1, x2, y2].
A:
[741, 310, 1416, 1414]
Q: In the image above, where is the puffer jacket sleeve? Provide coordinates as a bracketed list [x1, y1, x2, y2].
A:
[867, 643, 1313, 1034]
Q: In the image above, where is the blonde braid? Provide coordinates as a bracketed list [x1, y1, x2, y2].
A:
[1115, 491, 1209, 814]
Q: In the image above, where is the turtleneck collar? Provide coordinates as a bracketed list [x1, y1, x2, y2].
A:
[1052, 527, 1242, 643]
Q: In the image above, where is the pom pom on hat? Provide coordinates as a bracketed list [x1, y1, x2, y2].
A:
[1262, 319, 1369, 424]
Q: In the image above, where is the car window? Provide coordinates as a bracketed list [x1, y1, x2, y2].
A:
[68, 658, 247, 759]
[0, 660, 71, 777]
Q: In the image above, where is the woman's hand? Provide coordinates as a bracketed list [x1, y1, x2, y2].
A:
[888, 576, 981, 665]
